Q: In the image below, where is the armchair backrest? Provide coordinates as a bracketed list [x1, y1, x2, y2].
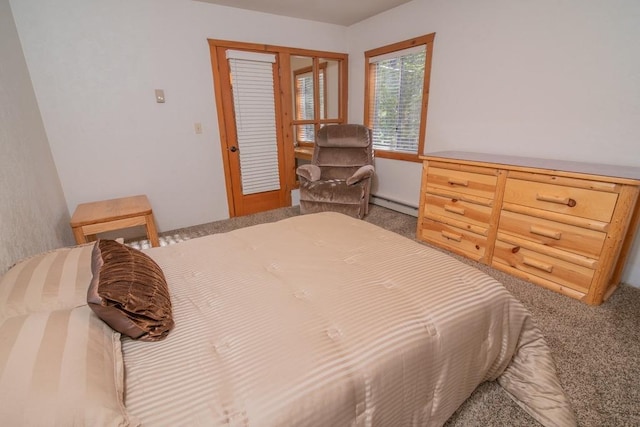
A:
[313, 124, 373, 181]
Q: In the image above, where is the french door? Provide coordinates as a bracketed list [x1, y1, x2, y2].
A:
[209, 40, 348, 217]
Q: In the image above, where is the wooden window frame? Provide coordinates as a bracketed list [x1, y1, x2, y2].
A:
[364, 33, 435, 162]
[293, 62, 328, 144]
[292, 58, 344, 150]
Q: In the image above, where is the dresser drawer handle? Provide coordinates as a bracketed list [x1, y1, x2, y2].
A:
[523, 257, 554, 273]
[530, 225, 562, 240]
[444, 204, 466, 215]
[535, 193, 577, 207]
[441, 230, 462, 242]
[447, 178, 469, 187]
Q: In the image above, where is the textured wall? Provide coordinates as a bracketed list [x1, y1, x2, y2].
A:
[0, 0, 73, 275]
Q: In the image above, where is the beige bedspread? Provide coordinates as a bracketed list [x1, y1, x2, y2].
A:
[123, 212, 575, 426]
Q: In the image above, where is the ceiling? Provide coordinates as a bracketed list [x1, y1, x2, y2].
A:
[194, 0, 413, 26]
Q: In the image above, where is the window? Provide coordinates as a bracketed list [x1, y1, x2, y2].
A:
[294, 63, 326, 143]
[291, 56, 345, 149]
[364, 34, 435, 161]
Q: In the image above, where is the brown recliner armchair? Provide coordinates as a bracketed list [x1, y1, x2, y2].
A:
[296, 124, 374, 219]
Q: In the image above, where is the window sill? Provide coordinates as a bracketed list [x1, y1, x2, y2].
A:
[294, 146, 314, 161]
[373, 150, 421, 162]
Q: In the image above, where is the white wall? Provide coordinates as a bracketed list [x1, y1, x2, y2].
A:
[0, 0, 74, 274]
[9, 0, 347, 233]
[9, 0, 640, 286]
[348, 0, 640, 285]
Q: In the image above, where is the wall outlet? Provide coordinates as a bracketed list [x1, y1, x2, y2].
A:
[194, 123, 203, 134]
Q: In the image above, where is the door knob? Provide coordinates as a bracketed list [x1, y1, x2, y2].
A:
[229, 146, 238, 152]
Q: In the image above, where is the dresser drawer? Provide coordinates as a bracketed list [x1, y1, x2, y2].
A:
[498, 210, 606, 259]
[493, 240, 593, 294]
[419, 218, 487, 261]
[426, 166, 498, 200]
[503, 178, 618, 222]
[424, 193, 492, 229]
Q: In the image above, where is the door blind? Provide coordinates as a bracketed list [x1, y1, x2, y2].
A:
[227, 50, 280, 195]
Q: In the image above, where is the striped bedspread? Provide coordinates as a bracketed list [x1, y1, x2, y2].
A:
[123, 212, 575, 426]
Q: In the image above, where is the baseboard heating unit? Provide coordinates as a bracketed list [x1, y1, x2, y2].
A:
[370, 195, 419, 217]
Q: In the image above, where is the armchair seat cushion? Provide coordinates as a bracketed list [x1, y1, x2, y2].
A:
[300, 179, 366, 204]
[299, 179, 368, 218]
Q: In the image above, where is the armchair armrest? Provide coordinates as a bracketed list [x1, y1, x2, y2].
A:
[347, 165, 374, 185]
[296, 164, 321, 182]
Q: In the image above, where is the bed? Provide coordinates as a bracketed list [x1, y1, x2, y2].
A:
[0, 212, 575, 426]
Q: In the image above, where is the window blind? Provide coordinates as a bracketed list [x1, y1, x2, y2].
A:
[369, 45, 426, 153]
[295, 73, 315, 142]
[295, 70, 325, 142]
[226, 50, 281, 195]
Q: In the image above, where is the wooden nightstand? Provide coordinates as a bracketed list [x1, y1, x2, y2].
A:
[70, 195, 160, 247]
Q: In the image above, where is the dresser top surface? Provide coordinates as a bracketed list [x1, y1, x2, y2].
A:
[424, 151, 640, 182]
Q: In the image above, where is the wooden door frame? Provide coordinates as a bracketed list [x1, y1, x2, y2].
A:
[208, 39, 348, 217]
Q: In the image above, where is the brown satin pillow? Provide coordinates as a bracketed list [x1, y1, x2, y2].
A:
[88, 239, 173, 341]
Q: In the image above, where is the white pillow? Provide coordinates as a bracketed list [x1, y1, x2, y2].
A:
[0, 305, 139, 426]
[0, 245, 93, 320]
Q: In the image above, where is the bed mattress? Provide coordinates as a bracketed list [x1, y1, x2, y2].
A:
[122, 212, 574, 426]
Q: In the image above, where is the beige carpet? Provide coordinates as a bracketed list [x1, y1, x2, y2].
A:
[130, 204, 640, 426]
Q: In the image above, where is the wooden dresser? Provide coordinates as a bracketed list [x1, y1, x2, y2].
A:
[417, 151, 640, 305]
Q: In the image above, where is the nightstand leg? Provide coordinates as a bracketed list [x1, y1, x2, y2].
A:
[145, 213, 160, 247]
